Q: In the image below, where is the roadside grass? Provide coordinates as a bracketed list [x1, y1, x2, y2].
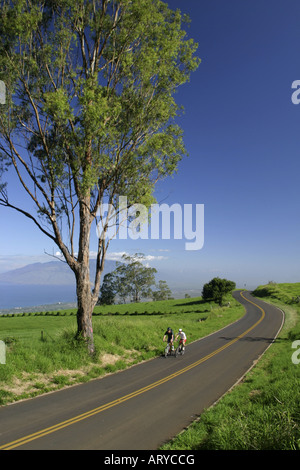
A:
[0, 294, 243, 405]
[160, 283, 300, 450]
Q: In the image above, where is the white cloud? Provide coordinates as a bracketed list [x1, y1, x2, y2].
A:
[106, 251, 128, 262]
[105, 251, 168, 263]
[143, 254, 167, 261]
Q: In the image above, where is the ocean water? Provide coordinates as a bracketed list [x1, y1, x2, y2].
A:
[0, 283, 77, 313]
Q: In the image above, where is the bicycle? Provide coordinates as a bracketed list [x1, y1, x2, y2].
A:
[164, 341, 176, 357]
[175, 339, 185, 357]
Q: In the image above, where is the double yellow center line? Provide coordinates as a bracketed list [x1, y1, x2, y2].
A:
[0, 292, 265, 450]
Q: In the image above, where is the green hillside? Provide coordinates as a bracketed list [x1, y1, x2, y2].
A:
[253, 282, 300, 305]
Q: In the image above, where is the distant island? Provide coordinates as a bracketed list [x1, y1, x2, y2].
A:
[0, 261, 75, 286]
[0, 260, 114, 286]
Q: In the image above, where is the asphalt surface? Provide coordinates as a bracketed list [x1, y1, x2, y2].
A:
[0, 290, 284, 450]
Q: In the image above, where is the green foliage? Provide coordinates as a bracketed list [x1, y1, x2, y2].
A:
[152, 280, 173, 301]
[202, 277, 236, 305]
[43, 88, 74, 125]
[108, 253, 158, 303]
[0, 0, 200, 204]
[98, 272, 117, 305]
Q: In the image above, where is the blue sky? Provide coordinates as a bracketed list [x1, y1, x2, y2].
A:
[0, 0, 300, 293]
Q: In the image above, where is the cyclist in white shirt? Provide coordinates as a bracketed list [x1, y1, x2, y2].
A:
[175, 328, 187, 351]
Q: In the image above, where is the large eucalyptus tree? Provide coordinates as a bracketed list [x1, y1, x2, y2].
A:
[0, 0, 199, 353]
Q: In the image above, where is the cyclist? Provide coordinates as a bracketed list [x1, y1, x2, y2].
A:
[175, 328, 187, 352]
[163, 327, 174, 351]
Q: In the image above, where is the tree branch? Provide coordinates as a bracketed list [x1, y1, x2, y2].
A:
[0, 189, 56, 243]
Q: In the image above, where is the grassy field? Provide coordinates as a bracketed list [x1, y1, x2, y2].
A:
[161, 283, 300, 450]
[0, 294, 243, 405]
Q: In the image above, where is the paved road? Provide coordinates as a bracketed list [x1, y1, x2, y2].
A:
[0, 291, 284, 450]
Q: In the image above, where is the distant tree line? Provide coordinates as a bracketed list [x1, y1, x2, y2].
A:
[98, 253, 173, 305]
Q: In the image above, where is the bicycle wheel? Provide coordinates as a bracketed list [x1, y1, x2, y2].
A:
[164, 344, 169, 357]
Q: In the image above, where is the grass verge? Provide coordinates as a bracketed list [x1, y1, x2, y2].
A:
[160, 283, 300, 450]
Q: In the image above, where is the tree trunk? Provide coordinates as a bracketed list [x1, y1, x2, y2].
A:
[75, 265, 95, 355]
[75, 196, 96, 354]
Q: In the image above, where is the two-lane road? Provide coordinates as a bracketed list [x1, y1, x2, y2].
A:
[0, 291, 284, 450]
